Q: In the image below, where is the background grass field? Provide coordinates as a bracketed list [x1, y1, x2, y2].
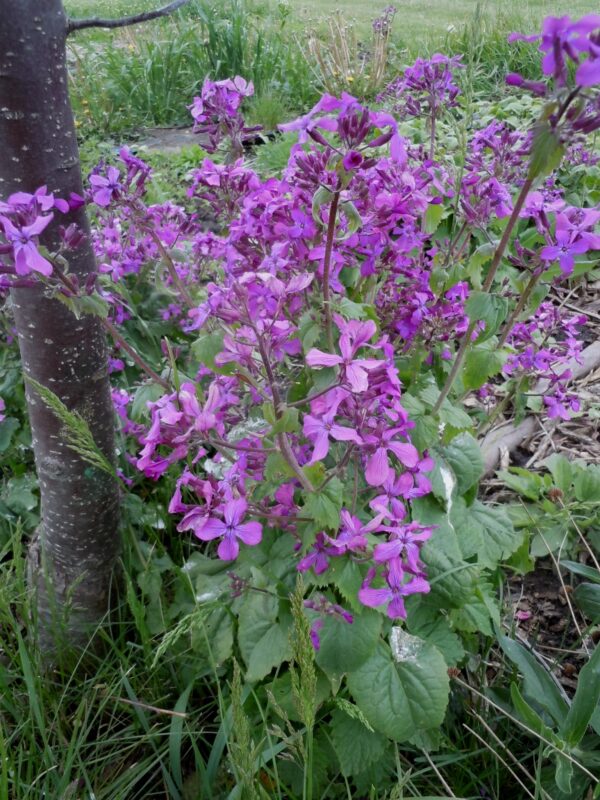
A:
[65, 0, 600, 39]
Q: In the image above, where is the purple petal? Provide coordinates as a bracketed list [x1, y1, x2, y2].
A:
[358, 586, 391, 608]
[330, 424, 362, 444]
[373, 540, 403, 563]
[218, 534, 239, 560]
[224, 497, 247, 527]
[387, 441, 419, 468]
[235, 521, 262, 546]
[365, 447, 390, 486]
[344, 362, 369, 393]
[194, 517, 226, 541]
[309, 431, 330, 464]
[306, 348, 343, 368]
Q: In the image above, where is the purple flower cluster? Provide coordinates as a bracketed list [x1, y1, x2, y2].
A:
[5, 15, 599, 630]
[189, 76, 261, 159]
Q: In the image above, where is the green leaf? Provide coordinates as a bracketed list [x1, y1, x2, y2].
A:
[315, 609, 382, 678]
[347, 638, 449, 742]
[312, 185, 333, 225]
[528, 122, 565, 180]
[191, 607, 233, 666]
[470, 501, 522, 566]
[543, 454, 573, 493]
[510, 683, 563, 746]
[573, 466, 600, 502]
[330, 708, 387, 777]
[465, 291, 509, 342]
[131, 382, 166, 421]
[440, 433, 483, 496]
[561, 643, 600, 747]
[463, 346, 506, 390]
[498, 635, 568, 727]
[302, 479, 343, 530]
[406, 597, 465, 667]
[245, 623, 290, 683]
[0, 418, 19, 453]
[270, 407, 299, 434]
[237, 590, 290, 682]
[574, 583, 600, 622]
[561, 561, 600, 585]
[264, 452, 295, 483]
[191, 330, 225, 370]
[340, 200, 362, 239]
[438, 402, 473, 431]
[497, 467, 543, 501]
[76, 294, 110, 318]
[413, 497, 479, 607]
[424, 202, 445, 234]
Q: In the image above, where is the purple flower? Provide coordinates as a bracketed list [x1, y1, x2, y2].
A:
[194, 497, 262, 560]
[540, 231, 590, 274]
[0, 398, 5, 423]
[325, 509, 384, 554]
[342, 150, 364, 171]
[297, 532, 335, 575]
[358, 566, 430, 618]
[373, 521, 433, 573]
[90, 166, 122, 207]
[303, 410, 363, 464]
[306, 319, 381, 393]
[0, 214, 53, 276]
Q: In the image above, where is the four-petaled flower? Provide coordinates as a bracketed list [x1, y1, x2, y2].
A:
[0, 214, 53, 276]
[194, 498, 262, 560]
[358, 566, 430, 619]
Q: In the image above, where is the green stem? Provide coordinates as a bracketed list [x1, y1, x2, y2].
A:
[322, 191, 341, 353]
[432, 176, 534, 415]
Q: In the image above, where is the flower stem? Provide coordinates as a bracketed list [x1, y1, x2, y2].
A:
[103, 318, 170, 389]
[432, 177, 533, 415]
[322, 191, 341, 353]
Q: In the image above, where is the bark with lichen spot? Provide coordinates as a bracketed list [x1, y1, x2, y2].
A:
[0, 0, 120, 653]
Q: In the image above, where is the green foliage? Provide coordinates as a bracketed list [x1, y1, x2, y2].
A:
[25, 377, 116, 478]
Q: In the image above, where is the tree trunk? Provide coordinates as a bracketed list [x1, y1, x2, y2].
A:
[0, 1, 120, 652]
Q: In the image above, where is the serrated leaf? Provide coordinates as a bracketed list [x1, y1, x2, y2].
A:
[413, 497, 479, 607]
[302, 479, 343, 530]
[192, 330, 225, 371]
[440, 433, 483, 496]
[245, 623, 290, 682]
[347, 640, 449, 742]
[406, 597, 465, 667]
[238, 590, 289, 682]
[463, 346, 506, 390]
[424, 202, 445, 234]
[330, 708, 387, 777]
[315, 609, 382, 677]
[438, 402, 472, 430]
[465, 291, 509, 342]
[470, 500, 522, 566]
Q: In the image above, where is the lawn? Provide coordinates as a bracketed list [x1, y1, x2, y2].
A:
[65, 0, 600, 39]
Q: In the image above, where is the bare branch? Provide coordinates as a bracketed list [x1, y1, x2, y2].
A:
[67, 0, 191, 35]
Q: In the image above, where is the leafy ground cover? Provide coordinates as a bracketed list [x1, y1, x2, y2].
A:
[2, 4, 600, 800]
